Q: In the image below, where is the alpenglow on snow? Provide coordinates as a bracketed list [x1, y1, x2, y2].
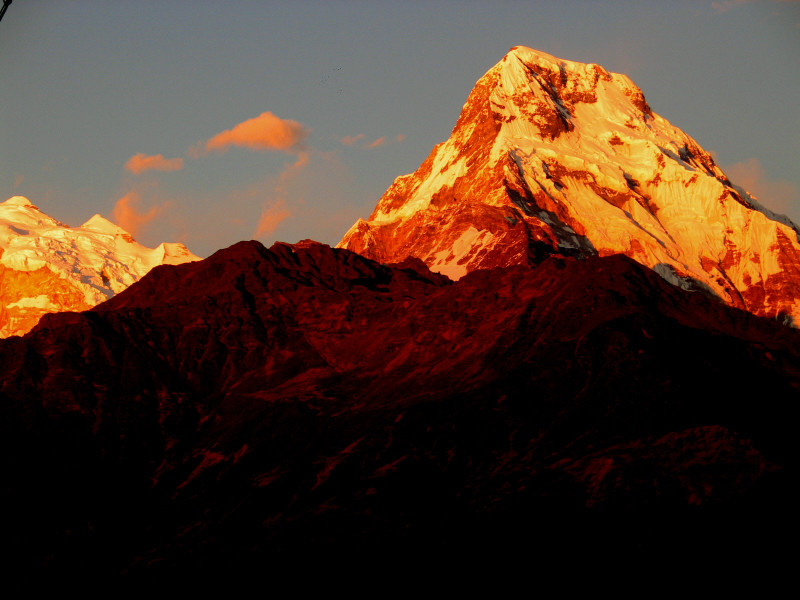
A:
[338, 46, 800, 325]
[0, 196, 199, 337]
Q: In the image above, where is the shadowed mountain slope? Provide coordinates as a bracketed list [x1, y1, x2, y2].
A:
[0, 240, 796, 578]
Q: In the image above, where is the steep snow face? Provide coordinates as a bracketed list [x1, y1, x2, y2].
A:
[0, 196, 201, 337]
[339, 46, 800, 324]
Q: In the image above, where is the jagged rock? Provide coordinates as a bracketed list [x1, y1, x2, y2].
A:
[339, 46, 800, 324]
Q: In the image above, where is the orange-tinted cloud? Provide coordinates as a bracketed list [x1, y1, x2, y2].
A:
[251, 151, 313, 239]
[725, 158, 800, 216]
[255, 199, 291, 238]
[202, 111, 310, 155]
[125, 153, 184, 175]
[341, 134, 365, 146]
[113, 191, 164, 237]
[291, 151, 310, 170]
[711, 0, 755, 13]
[341, 133, 405, 150]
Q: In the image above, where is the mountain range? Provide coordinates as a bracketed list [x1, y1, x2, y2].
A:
[1, 46, 796, 580]
[0, 196, 199, 338]
[2, 240, 795, 578]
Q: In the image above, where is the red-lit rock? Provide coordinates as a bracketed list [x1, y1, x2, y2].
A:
[0, 240, 796, 575]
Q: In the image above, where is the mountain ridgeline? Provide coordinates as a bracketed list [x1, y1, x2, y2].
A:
[0, 196, 199, 338]
[1, 241, 797, 575]
[1, 47, 797, 578]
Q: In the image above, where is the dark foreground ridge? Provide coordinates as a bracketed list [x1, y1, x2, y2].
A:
[1, 240, 797, 579]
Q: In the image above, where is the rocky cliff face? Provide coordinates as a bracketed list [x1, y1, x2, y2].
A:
[339, 46, 800, 324]
[1, 240, 795, 576]
[0, 196, 199, 337]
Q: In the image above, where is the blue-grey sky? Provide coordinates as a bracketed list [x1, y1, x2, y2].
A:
[2, 0, 798, 257]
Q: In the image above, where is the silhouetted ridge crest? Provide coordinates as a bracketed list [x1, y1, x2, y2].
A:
[0, 238, 796, 576]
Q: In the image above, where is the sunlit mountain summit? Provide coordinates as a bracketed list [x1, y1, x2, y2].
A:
[340, 46, 800, 325]
[0, 196, 199, 337]
[1, 46, 798, 578]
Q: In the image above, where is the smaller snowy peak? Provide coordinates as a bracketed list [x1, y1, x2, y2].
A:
[1, 196, 65, 232]
[2, 196, 38, 209]
[157, 242, 201, 265]
[81, 214, 133, 237]
[1, 197, 201, 337]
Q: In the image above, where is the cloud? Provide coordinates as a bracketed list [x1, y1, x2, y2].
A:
[200, 111, 310, 155]
[291, 151, 310, 170]
[255, 198, 291, 238]
[125, 153, 184, 175]
[251, 151, 312, 239]
[341, 134, 365, 146]
[342, 133, 405, 149]
[724, 158, 800, 217]
[711, 0, 756, 13]
[710, 0, 799, 12]
[112, 191, 164, 237]
[368, 134, 405, 148]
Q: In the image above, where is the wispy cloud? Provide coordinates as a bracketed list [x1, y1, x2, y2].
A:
[197, 111, 310, 156]
[712, 0, 798, 13]
[711, 0, 756, 13]
[342, 133, 406, 149]
[112, 191, 165, 237]
[252, 150, 312, 239]
[290, 151, 311, 170]
[341, 134, 365, 146]
[255, 198, 291, 238]
[125, 153, 184, 175]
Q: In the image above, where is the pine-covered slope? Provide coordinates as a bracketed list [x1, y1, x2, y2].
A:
[0, 196, 199, 337]
[338, 46, 800, 324]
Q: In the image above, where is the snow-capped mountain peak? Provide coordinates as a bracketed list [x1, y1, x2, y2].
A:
[81, 213, 134, 237]
[4, 195, 37, 208]
[0, 196, 200, 337]
[339, 46, 800, 324]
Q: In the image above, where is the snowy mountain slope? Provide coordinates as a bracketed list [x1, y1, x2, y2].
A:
[0, 196, 199, 337]
[338, 46, 800, 324]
